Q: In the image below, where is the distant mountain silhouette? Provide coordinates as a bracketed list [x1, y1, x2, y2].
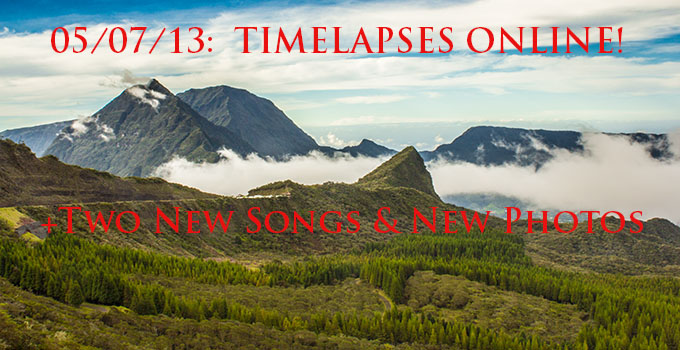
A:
[421, 126, 672, 167]
[0, 120, 74, 156]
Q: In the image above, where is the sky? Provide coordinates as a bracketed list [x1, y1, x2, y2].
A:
[1, 0, 679, 150]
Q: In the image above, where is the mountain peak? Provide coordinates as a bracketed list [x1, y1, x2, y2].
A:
[124, 79, 173, 110]
[357, 146, 439, 199]
[44, 80, 254, 177]
[145, 79, 173, 95]
[177, 85, 318, 157]
[337, 139, 396, 157]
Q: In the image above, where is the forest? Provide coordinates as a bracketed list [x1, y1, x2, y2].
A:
[1, 227, 678, 349]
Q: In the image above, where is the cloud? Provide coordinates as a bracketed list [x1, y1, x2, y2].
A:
[99, 69, 150, 88]
[57, 114, 116, 142]
[335, 95, 408, 104]
[434, 135, 445, 143]
[429, 133, 680, 223]
[69, 116, 91, 136]
[126, 85, 166, 109]
[316, 132, 356, 148]
[153, 131, 680, 223]
[1, 0, 679, 130]
[154, 150, 387, 195]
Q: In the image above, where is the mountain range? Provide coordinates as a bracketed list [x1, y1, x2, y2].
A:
[1, 80, 397, 177]
[3, 105, 674, 179]
[421, 125, 674, 167]
[44, 80, 258, 177]
[2, 136, 678, 271]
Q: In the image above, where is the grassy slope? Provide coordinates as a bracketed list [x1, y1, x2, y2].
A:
[0, 139, 215, 207]
[357, 146, 440, 200]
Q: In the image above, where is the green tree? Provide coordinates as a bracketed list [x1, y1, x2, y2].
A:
[65, 280, 85, 306]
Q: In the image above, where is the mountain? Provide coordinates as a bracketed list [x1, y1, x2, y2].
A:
[44, 80, 255, 177]
[318, 139, 396, 158]
[4, 84, 394, 172]
[6, 146, 461, 257]
[0, 120, 73, 156]
[340, 139, 396, 157]
[0, 139, 214, 207]
[357, 146, 439, 199]
[420, 126, 583, 166]
[626, 132, 673, 160]
[421, 125, 673, 167]
[177, 85, 318, 157]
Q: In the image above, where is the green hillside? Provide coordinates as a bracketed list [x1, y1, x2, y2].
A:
[1, 143, 680, 349]
[358, 146, 440, 200]
[0, 139, 214, 207]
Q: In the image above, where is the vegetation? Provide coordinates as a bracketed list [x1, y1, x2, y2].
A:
[358, 146, 440, 199]
[2, 140, 680, 349]
[1, 227, 679, 349]
[0, 139, 215, 207]
[404, 271, 586, 343]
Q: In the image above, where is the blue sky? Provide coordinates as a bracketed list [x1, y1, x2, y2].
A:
[1, 0, 679, 150]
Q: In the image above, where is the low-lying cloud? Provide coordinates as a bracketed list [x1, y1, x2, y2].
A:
[154, 150, 388, 195]
[430, 133, 680, 222]
[154, 133, 680, 223]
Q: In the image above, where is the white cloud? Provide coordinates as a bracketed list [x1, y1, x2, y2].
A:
[429, 133, 680, 223]
[1, 0, 679, 129]
[57, 114, 116, 142]
[152, 131, 680, 224]
[98, 123, 115, 142]
[316, 132, 356, 148]
[100, 69, 150, 88]
[154, 149, 387, 195]
[70, 116, 91, 136]
[126, 85, 166, 109]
